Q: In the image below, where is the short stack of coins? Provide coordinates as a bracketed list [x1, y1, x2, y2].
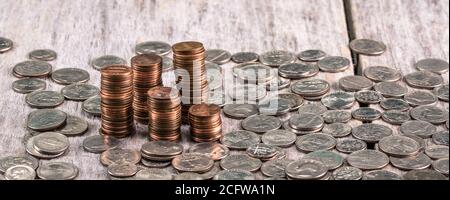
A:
[188, 104, 222, 142]
[100, 66, 134, 138]
[172, 41, 209, 123]
[147, 86, 182, 141]
[131, 54, 162, 124]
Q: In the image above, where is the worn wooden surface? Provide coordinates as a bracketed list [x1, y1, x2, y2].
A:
[0, 0, 447, 180]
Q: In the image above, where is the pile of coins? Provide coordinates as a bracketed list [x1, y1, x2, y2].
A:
[131, 54, 163, 124]
[100, 66, 134, 138]
[26, 132, 70, 159]
[141, 141, 183, 164]
[147, 86, 182, 141]
[188, 104, 223, 142]
[172, 41, 209, 123]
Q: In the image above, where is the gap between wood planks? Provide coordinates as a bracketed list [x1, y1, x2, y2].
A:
[343, 0, 359, 76]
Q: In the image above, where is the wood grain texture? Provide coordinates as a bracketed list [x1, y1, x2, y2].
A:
[348, 0, 449, 175]
[0, 0, 372, 180]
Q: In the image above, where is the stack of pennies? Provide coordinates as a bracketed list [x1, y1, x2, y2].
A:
[147, 86, 181, 141]
[100, 66, 134, 138]
[131, 54, 162, 124]
[188, 104, 222, 142]
[172, 41, 209, 123]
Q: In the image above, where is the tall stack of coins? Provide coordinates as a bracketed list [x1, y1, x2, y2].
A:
[131, 54, 162, 124]
[172, 41, 209, 123]
[101, 66, 134, 138]
[147, 86, 181, 141]
[188, 104, 222, 142]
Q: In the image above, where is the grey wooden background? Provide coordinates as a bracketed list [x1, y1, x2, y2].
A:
[0, 0, 448, 180]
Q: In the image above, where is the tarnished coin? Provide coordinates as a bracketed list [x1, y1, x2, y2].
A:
[339, 75, 373, 92]
[289, 113, 324, 131]
[433, 84, 449, 102]
[58, 115, 88, 136]
[405, 71, 444, 89]
[381, 110, 411, 125]
[231, 52, 259, 63]
[279, 63, 319, 79]
[82, 95, 101, 116]
[400, 120, 437, 138]
[232, 62, 276, 83]
[206, 62, 223, 90]
[347, 150, 389, 170]
[220, 130, 260, 150]
[83, 135, 119, 153]
[220, 154, 262, 172]
[213, 169, 255, 180]
[380, 98, 410, 111]
[33, 132, 69, 155]
[134, 168, 173, 180]
[321, 91, 355, 110]
[228, 84, 267, 102]
[266, 76, 291, 91]
[352, 123, 392, 143]
[379, 136, 421, 157]
[295, 133, 336, 152]
[51, 68, 90, 85]
[259, 50, 296, 67]
[363, 170, 403, 180]
[241, 115, 281, 134]
[278, 93, 304, 111]
[26, 136, 65, 159]
[135, 41, 171, 56]
[404, 90, 438, 106]
[107, 163, 138, 178]
[61, 83, 99, 101]
[100, 148, 141, 166]
[4, 165, 36, 180]
[298, 102, 328, 115]
[261, 159, 291, 178]
[432, 158, 449, 176]
[332, 166, 363, 180]
[433, 131, 449, 146]
[363, 66, 402, 82]
[174, 172, 204, 180]
[91, 55, 126, 70]
[262, 130, 296, 147]
[188, 143, 229, 161]
[172, 153, 214, 173]
[415, 58, 449, 74]
[410, 105, 449, 124]
[258, 98, 291, 116]
[318, 56, 350, 72]
[0, 155, 39, 174]
[141, 141, 183, 158]
[27, 109, 67, 131]
[390, 153, 432, 170]
[304, 151, 344, 170]
[12, 78, 46, 94]
[349, 39, 386, 56]
[352, 107, 381, 122]
[355, 90, 383, 104]
[374, 82, 408, 98]
[286, 159, 327, 180]
[298, 49, 327, 62]
[13, 60, 52, 77]
[206, 49, 231, 65]
[25, 90, 64, 108]
[291, 79, 330, 97]
[141, 159, 171, 168]
[336, 139, 367, 154]
[322, 110, 352, 123]
[29, 49, 57, 61]
[246, 143, 277, 160]
[223, 104, 258, 119]
[322, 123, 352, 138]
[403, 169, 447, 180]
[37, 162, 79, 180]
[425, 145, 449, 160]
[0, 37, 13, 53]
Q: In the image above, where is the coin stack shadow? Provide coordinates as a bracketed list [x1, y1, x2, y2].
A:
[131, 54, 162, 124]
[100, 66, 134, 138]
[172, 41, 209, 124]
[188, 104, 222, 142]
[147, 86, 182, 141]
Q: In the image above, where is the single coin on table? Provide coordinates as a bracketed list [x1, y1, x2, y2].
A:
[258, 98, 291, 116]
[13, 60, 52, 78]
[83, 135, 120, 154]
[107, 163, 138, 178]
[278, 63, 319, 79]
[220, 154, 262, 172]
[61, 83, 99, 101]
[220, 130, 260, 150]
[390, 153, 432, 171]
[403, 169, 447, 180]
[321, 110, 352, 124]
[51, 68, 90, 85]
[246, 143, 277, 160]
[410, 105, 449, 125]
[432, 158, 449, 176]
[58, 115, 88, 136]
[259, 50, 296, 67]
[374, 82, 408, 98]
[134, 168, 173, 180]
[363, 66, 402, 82]
[0, 37, 13, 53]
[285, 159, 327, 180]
[432, 130, 449, 146]
[26, 136, 66, 159]
[27, 109, 67, 131]
[400, 120, 437, 138]
[172, 153, 214, 173]
[332, 166, 363, 180]
[322, 123, 352, 138]
[278, 93, 304, 111]
[381, 110, 411, 125]
[362, 170, 403, 180]
[303, 151, 344, 170]
[298, 49, 327, 62]
[261, 159, 291, 178]
[295, 133, 336, 152]
[213, 169, 255, 180]
[25, 90, 64, 108]
[336, 139, 367, 154]
[37, 162, 79, 180]
[241, 115, 281, 134]
[317, 56, 350, 72]
[0, 155, 39, 174]
[404, 71, 444, 89]
[321, 91, 355, 110]
[415, 58, 449, 74]
[349, 39, 387, 56]
[4, 165, 36, 180]
[100, 148, 141, 166]
[262, 130, 296, 148]
[231, 52, 259, 63]
[352, 123, 392, 143]
[206, 49, 232, 65]
[188, 143, 229, 161]
[380, 98, 410, 111]
[28, 49, 57, 61]
[91, 55, 127, 71]
[223, 104, 258, 119]
[378, 136, 421, 157]
[82, 95, 101, 116]
[32, 132, 70, 155]
[135, 41, 171, 56]
[12, 78, 46, 94]
[355, 90, 383, 104]
[339, 75, 373, 92]
[347, 150, 389, 170]
[352, 107, 382, 122]
[297, 102, 328, 115]
[404, 90, 438, 107]
[425, 145, 449, 160]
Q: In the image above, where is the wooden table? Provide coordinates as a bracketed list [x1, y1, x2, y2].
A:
[0, 0, 448, 180]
